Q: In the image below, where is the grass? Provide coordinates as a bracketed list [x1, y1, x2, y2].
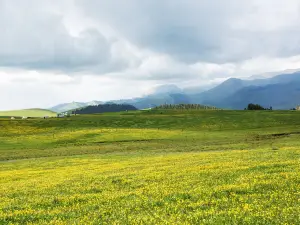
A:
[1, 110, 300, 224]
[0, 108, 57, 118]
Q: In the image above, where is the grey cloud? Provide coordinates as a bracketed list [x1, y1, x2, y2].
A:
[1, 0, 300, 78]
[0, 0, 130, 73]
[77, 0, 300, 63]
[4, 0, 300, 110]
[77, 0, 234, 63]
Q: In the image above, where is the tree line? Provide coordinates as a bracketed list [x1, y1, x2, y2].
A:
[72, 104, 137, 114]
[155, 104, 218, 110]
[245, 103, 272, 110]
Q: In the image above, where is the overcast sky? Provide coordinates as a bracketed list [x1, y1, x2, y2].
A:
[1, 0, 300, 110]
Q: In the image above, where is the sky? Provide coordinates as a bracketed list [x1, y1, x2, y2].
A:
[1, 0, 300, 110]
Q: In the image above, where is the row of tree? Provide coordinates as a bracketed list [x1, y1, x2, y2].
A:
[155, 104, 218, 110]
[245, 103, 272, 110]
[72, 104, 137, 114]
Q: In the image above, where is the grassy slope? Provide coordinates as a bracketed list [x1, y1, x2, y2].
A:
[0, 108, 57, 118]
[1, 110, 300, 224]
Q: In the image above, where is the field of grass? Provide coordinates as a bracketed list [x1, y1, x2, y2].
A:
[1, 110, 300, 224]
[0, 108, 57, 118]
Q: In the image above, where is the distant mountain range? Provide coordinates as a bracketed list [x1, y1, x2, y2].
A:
[50, 101, 103, 113]
[220, 82, 300, 109]
[49, 70, 300, 112]
[192, 71, 300, 109]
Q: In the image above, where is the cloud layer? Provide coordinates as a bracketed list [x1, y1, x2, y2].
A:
[1, 0, 300, 109]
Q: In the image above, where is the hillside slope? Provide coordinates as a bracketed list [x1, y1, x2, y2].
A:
[0, 109, 57, 117]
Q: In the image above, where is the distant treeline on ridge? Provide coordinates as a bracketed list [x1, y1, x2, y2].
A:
[155, 104, 218, 110]
[246, 103, 272, 110]
[72, 104, 137, 114]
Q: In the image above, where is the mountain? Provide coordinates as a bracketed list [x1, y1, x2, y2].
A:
[50, 85, 188, 112]
[247, 68, 300, 80]
[265, 72, 300, 84]
[145, 84, 183, 95]
[190, 71, 300, 108]
[108, 93, 191, 109]
[189, 78, 246, 105]
[49, 70, 300, 112]
[50, 93, 191, 112]
[183, 84, 217, 94]
[50, 101, 103, 113]
[103, 84, 191, 109]
[220, 82, 300, 109]
[86, 101, 103, 106]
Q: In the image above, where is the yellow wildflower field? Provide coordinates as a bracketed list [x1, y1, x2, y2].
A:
[1, 110, 300, 224]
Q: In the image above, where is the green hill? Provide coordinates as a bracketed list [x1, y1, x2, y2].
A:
[0, 108, 57, 118]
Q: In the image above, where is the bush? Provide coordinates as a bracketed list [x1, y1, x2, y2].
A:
[247, 103, 266, 110]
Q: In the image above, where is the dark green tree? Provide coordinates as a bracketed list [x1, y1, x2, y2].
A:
[247, 103, 265, 110]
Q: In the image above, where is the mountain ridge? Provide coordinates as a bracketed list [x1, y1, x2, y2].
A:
[49, 70, 300, 112]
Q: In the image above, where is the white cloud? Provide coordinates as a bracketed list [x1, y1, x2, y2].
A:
[0, 69, 154, 110]
[236, 55, 300, 77]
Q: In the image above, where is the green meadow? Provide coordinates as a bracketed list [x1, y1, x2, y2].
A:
[1, 110, 300, 224]
[0, 109, 56, 118]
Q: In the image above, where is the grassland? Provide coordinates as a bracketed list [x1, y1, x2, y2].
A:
[1, 110, 300, 224]
[0, 108, 57, 118]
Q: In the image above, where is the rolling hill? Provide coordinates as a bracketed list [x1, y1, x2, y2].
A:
[0, 109, 57, 117]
